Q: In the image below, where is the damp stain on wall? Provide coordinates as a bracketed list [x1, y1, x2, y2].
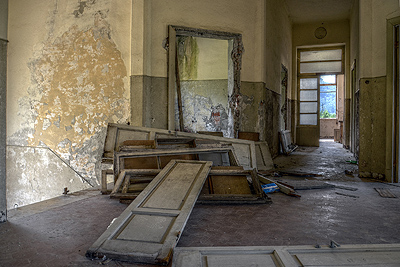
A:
[177, 36, 199, 80]
[26, 11, 129, 184]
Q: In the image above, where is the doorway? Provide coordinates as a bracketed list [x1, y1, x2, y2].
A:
[296, 46, 344, 147]
[168, 26, 243, 138]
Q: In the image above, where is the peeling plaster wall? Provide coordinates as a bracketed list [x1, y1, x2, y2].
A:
[140, 0, 266, 130]
[177, 36, 232, 136]
[138, 0, 292, 154]
[6, 146, 91, 209]
[7, 0, 131, 208]
[358, 77, 386, 179]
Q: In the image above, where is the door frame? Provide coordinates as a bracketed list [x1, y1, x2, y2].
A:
[296, 75, 320, 147]
[168, 25, 243, 137]
[387, 17, 400, 183]
[296, 45, 345, 147]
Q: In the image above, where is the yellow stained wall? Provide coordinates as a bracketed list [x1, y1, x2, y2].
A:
[6, 0, 294, 207]
[6, 0, 132, 208]
[147, 0, 266, 83]
[356, 0, 400, 180]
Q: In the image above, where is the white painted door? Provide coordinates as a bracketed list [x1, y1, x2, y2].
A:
[173, 244, 400, 267]
[297, 77, 320, 146]
[86, 160, 212, 265]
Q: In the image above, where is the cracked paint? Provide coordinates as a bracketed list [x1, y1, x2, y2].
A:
[25, 11, 129, 184]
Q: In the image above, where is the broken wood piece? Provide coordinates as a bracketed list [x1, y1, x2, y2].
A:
[278, 170, 322, 177]
[87, 160, 213, 265]
[172, 244, 400, 267]
[110, 171, 156, 198]
[255, 142, 274, 171]
[103, 123, 258, 170]
[101, 169, 113, 194]
[209, 175, 251, 195]
[281, 180, 335, 190]
[156, 138, 197, 148]
[120, 140, 156, 150]
[197, 131, 224, 137]
[279, 130, 298, 155]
[335, 192, 359, 198]
[327, 184, 358, 191]
[238, 131, 260, 141]
[114, 147, 237, 182]
[374, 188, 397, 198]
[121, 174, 131, 194]
[257, 173, 301, 197]
[199, 167, 269, 204]
[197, 194, 268, 204]
[111, 170, 127, 195]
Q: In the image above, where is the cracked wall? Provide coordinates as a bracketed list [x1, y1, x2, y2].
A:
[7, 0, 131, 209]
[176, 36, 233, 136]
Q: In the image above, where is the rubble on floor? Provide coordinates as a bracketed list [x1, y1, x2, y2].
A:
[87, 124, 274, 265]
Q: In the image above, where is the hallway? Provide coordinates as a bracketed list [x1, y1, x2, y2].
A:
[179, 140, 400, 247]
[1, 141, 399, 266]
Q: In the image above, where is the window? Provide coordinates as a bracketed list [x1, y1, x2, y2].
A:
[320, 75, 336, 118]
[299, 49, 343, 74]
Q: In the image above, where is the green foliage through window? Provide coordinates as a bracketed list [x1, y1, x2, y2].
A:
[320, 75, 336, 119]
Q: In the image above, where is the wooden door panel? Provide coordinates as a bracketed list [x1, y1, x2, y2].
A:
[172, 244, 400, 267]
[87, 160, 212, 265]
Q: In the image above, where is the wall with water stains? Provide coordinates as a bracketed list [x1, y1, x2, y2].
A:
[177, 36, 232, 136]
[140, 0, 292, 158]
[6, 0, 131, 209]
[6, 0, 293, 208]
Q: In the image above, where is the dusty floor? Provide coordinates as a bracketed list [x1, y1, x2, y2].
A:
[1, 140, 400, 266]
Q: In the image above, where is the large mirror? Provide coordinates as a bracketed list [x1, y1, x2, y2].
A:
[168, 26, 243, 138]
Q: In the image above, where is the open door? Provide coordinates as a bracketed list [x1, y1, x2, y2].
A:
[297, 77, 319, 146]
[296, 47, 344, 147]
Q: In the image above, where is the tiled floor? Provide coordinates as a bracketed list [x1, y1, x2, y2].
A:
[1, 140, 400, 266]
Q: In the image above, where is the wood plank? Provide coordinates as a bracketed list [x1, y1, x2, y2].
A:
[197, 131, 224, 137]
[209, 175, 251, 195]
[121, 174, 132, 194]
[101, 169, 113, 194]
[114, 147, 236, 181]
[123, 156, 159, 170]
[120, 140, 156, 150]
[257, 173, 301, 197]
[86, 160, 212, 265]
[238, 131, 260, 141]
[159, 154, 197, 168]
[375, 188, 397, 198]
[172, 244, 400, 267]
[279, 130, 298, 155]
[104, 123, 258, 170]
[255, 142, 274, 171]
[111, 170, 127, 195]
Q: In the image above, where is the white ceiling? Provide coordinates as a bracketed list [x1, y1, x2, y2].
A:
[284, 0, 354, 24]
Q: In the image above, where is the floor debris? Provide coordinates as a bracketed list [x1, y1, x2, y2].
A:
[374, 188, 397, 198]
[335, 192, 359, 198]
[334, 185, 357, 191]
[86, 160, 213, 265]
